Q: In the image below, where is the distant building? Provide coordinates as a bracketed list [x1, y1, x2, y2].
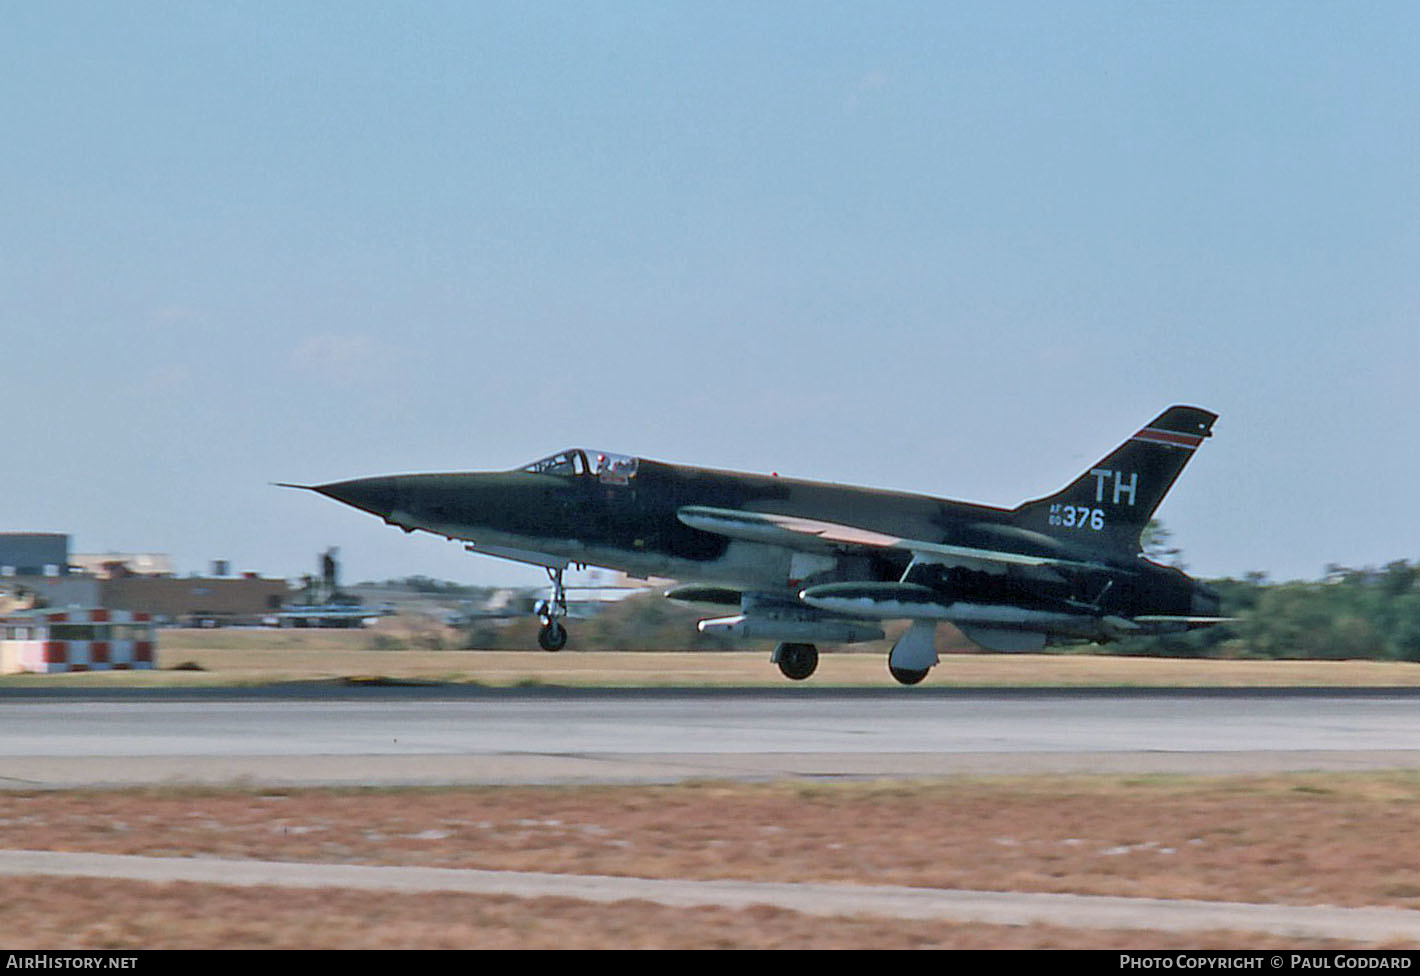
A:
[99, 574, 290, 627]
[2, 536, 293, 626]
[0, 575, 101, 614]
[70, 553, 174, 578]
[0, 533, 70, 577]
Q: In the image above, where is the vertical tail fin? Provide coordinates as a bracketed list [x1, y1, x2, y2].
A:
[1011, 405, 1217, 554]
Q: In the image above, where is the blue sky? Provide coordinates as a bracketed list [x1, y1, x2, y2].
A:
[3, 2, 1417, 587]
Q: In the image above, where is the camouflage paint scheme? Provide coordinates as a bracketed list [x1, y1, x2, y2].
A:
[290, 406, 1225, 683]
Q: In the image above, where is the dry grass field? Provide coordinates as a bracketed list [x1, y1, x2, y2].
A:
[6, 624, 1420, 688]
[5, 775, 1420, 949]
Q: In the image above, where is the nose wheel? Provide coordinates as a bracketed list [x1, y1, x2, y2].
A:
[536, 566, 570, 652]
[538, 619, 568, 651]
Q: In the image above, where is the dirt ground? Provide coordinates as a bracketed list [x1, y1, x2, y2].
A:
[4, 774, 1420, 949]
[0, 877, 1373, 950]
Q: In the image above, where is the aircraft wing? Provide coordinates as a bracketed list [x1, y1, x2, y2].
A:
[676, 506, 1121, 577]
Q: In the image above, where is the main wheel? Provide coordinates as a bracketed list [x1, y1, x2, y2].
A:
[889, 664, 928, 686]
[537, 621, 568, 652]
[776, 642, 818, 681]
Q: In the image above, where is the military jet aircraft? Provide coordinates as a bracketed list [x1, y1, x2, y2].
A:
[283, 405, 1226, 684]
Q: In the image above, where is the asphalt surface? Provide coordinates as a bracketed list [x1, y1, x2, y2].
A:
[2, 685, 1419, 788]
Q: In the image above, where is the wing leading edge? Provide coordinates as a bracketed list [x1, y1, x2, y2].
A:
[675, 505, 1120, 577]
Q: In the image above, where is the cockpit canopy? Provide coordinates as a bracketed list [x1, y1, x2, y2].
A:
[520, 449, 639, 485]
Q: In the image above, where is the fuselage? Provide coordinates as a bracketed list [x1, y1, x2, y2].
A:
[313, 453, 1212, 624]
[296, 406, 1224, 678]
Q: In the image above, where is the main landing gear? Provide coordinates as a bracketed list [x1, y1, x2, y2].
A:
[888, 665, 929, 686]
[536, 566, 569, 652]
[887, 620, 936, 686]
[774, 642, 819, 681]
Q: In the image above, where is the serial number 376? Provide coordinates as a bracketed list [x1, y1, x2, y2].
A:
[1048, 503, 1105, 530]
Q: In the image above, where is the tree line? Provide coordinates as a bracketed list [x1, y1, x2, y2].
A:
[1109, 560, 1420, 661]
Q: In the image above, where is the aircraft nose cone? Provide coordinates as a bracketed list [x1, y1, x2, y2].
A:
[314, 476, 402, 519]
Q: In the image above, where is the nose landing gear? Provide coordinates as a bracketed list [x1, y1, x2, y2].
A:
[536, 566, 570, 652]
[537, 619, 567, 651]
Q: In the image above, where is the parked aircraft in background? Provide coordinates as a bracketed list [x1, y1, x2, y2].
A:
[284, 406, 1227, 684]
[442, 579, 649, 627]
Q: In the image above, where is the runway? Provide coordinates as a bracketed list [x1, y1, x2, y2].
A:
[2, 686, 1419, 788]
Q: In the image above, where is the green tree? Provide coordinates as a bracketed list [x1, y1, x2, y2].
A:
[1140, 519, 1185, 569]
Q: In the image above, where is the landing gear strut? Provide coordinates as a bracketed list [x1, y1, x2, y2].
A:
[887, 620, 937, 686]
[774, 642, 819, 681]
[536, 566, 569, 652]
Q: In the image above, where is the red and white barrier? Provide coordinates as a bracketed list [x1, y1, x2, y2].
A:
[0, 608, 155, 674]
